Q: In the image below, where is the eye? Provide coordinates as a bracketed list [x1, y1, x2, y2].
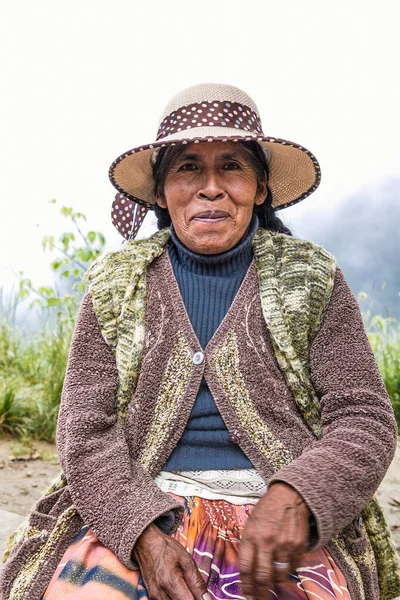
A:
[223, 162, 241, 170]
[178, 163, 197, 171]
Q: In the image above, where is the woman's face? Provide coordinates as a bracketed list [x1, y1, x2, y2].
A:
[155, 142, 266, 254]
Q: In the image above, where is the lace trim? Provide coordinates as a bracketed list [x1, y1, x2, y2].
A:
[154, 469, 267, 505]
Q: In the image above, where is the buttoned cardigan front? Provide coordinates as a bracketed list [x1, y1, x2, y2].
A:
[2, 229, 399, 600]
[55, 246, 397, 599]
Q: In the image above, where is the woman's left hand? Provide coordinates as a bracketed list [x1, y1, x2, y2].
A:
[239, 482, 311, 600]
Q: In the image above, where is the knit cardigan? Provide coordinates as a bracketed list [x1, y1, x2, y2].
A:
[1, 228, 399, 600]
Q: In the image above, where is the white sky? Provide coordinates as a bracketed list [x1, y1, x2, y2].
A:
[0, 0, 399, 293]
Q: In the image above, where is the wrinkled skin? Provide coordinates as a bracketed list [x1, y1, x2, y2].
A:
[238, 482, 310, 599]
[133, 483, 310, 600]
[156, 141, 266, 255]
[132, 522, 211, 600]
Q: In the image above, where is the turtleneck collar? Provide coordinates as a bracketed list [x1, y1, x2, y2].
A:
[169, 214, 258, 277]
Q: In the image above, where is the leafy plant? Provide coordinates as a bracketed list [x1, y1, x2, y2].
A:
[0, 202, 107, 441]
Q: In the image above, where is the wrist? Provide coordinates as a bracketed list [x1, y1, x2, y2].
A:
[132, 522, 160, 560]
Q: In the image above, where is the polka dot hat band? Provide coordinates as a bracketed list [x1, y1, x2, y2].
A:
[110, 83, 321, 241]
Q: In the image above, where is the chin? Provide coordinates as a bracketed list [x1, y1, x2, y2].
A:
[191, 237, 236, 255]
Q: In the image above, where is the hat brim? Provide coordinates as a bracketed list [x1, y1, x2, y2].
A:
[109, 127, 321, 211]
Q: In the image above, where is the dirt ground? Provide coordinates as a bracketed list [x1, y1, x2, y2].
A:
[0, 438, 399, 552]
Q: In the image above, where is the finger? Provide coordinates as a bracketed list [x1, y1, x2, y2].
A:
[253, 548, 273, 600]
[179, 553, 210, 600]
[273, 506, 296, 583]
[239, 538, 256, 600]
[290, 505, 309, 572]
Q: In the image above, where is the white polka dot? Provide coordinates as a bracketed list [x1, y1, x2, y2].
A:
[209, 122, 214, 125]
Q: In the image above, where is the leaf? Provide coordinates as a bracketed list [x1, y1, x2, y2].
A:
[87, 231, 96, 244]
[51, 260, 63, 271]
[47, 298, 61, 307]
[60, 207, 73, 218]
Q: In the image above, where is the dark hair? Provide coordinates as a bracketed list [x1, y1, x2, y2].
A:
[152, 141, 292, 235]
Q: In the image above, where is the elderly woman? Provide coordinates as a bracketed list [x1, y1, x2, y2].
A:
[2, 84, 399, 600]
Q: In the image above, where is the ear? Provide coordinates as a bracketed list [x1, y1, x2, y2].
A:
[254, 173, 267, 206]
[155, 193, 168, 209]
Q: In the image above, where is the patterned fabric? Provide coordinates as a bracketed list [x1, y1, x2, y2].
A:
[3, 228, 400, 600]
[43, 493, 351, 600]
[84, 227, 170, 423]
[111, 194, 149, 241]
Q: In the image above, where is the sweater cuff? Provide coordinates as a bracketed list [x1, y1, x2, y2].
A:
[154, 510, 178, 534]
[119, 500, 185, 569]
[267, 477, 323, 551]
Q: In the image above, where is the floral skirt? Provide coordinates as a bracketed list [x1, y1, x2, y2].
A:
[44, 493, 351, 600]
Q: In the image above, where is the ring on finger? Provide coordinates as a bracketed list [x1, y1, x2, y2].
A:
[272, 561, 290, 570]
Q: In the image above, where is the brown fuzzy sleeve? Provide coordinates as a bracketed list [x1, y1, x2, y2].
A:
[56, 292, 184, 569]
[268, 267, 398, 548]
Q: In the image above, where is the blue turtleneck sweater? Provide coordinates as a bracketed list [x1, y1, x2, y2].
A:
[161, 216, 258, 471]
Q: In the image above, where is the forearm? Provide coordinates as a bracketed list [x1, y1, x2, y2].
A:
[57, 292, 184, 568]
[269, 268, 397, 548]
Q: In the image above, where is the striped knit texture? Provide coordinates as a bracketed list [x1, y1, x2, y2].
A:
[4, 227, 400, 600]
[163, 224, 256, 470]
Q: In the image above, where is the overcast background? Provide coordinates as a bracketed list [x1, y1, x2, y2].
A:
[1, 1, 399, 317]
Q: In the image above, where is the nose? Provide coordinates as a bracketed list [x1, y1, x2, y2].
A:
[197, 171, 225, 201]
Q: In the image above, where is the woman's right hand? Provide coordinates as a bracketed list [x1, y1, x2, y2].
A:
[132, 522, 211, 600]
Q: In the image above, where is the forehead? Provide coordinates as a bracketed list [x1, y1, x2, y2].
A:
[176, 141, 250, 161]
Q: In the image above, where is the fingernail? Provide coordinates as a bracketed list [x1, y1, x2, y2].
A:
[202, 594, 212, 600]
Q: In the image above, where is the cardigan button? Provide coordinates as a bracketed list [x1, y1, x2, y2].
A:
[228, 432, 240, 444]
[192, 351, 204, 365]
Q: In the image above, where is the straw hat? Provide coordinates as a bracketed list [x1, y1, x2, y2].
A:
[109, 83, 321, 240]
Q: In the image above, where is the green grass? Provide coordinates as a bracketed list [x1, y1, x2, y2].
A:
[0, 303, 399, 442]
[367, 315, 400, 428]
[0, 310, 73, 442]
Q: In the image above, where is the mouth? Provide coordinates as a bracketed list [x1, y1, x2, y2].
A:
[192, 210, 230, 222]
